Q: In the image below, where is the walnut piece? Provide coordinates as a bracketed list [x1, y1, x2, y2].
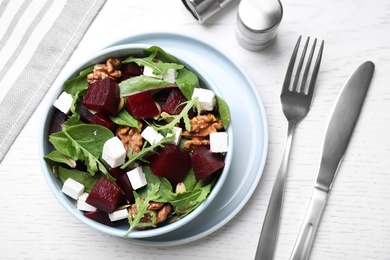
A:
[87, 58, 122, 83]
[116, 122, 143, 156]
[182, 114, 223, 150]
[183, 138, 210, 151]
[182, 114, 223, 138]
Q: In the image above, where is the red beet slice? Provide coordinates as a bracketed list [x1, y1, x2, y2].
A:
[162, 88, 188, 115]
[48, 109, 68, 135]
[84, 210, 114, 227]
[90, 112, 117, 132]
[149, 144, 191, 183]
[191, 145, 225, 181]
[77, 100, 94, 123]
[82, 78, 120, 116]
[126, 91, 159, 120]
[121, 62, 143, 76]
[109, 167, 135, 203]
[85, 177, 122, 213]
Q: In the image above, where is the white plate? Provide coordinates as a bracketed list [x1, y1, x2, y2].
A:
[103, 32, 269, 246]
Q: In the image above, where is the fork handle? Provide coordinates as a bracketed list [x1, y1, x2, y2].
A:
[255, 121, 297, 260]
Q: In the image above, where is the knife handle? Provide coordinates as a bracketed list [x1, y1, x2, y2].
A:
[290, 187, 328, 260]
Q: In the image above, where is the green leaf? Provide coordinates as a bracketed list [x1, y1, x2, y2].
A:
[144, 46, 181, 64]
[63, 66, 93, 95]
[118, 75, 173, 97]
[216, 95, 231, 129]
[110, 108, 139, 129]
[153, 97, 199, 132]
[48, 124, 114, 180]
[58, 166, 100, 193]
[175, 69, 199, 100]
[44, 150, 76, 168]
[120, 135, 174, 169]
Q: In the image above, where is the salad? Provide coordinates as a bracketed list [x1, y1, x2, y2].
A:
[44, 46, 230, 236]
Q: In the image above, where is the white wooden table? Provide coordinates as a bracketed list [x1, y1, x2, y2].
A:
[1, 0, 389, 259]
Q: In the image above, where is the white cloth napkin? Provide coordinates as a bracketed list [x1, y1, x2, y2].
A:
[0, 0, 106, 163]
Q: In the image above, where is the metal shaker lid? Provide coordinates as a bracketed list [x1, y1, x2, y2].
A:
[236, 0, 283, 51]
[182, 0, 221, 24]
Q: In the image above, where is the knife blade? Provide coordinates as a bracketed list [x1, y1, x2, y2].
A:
[289, 61, 375, 260]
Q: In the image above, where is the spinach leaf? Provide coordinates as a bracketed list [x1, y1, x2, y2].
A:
[144, 46, 181, 64]
[109, 108, 139, 129]
[63, 65, 93, 95]
[44, 150, 76, 168]
[48, 124, 114, 181]
[175, 69, 199, 100]
[216, 95, 231, 128]
[118, 75, 173, 97]
[58, 166, 100, 193]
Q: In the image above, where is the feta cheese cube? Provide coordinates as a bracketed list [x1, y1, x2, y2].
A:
[192, 88, 216, 111]
[210, 132, 228, 153]
[62, 178, 85, 200]
[143, 66, 177, 83]
[108, 208, 128, 222]
[102, 137, 126, 168]
[162, 68, 178, 83]
[141, 126, 164, 145]
[143, 65, 163, 79]
[77, 193, 97, 212]
[166, 126, 182, 145]
[53, 92, 73, 114]
[127, 166, 147, 190]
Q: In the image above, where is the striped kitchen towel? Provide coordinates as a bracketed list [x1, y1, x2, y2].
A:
[0, 0, 106, 163]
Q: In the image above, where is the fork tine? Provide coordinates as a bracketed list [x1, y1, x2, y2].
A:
[306, 40, 324, 99]
[282, 35, 302, 93]
[292, 37, 310, 92]
[301, 38, 317, 93]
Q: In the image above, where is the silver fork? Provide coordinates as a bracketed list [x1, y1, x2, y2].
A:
[255, 36, 324, 260]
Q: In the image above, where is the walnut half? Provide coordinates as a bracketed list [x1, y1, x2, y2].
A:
[116, 123, 143, 157]
[87, 58, 122, 83]
[182, 113, 223, 150]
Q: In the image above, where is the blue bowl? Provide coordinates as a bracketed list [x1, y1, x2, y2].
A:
[38, 44, 234, 239]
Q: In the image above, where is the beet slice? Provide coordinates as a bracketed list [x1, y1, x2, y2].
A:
[109, 167, 135, 203]
[126, 91, 159, 120]
[84, 210, 114, 227]
[90, 112, 117, 132]
[121, 62, 143, 76]
[191, 145, 225, 181]
[162, 88, 188, 115]
[82, 78, 120, 116]
[48, 109, 68, 135]
[85, 177, 122, 213]
[149, 144, 191, 183]
[77, 100, 94, 123]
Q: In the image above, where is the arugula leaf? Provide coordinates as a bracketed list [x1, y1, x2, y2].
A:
[48, 124, 114, 181]
[118, 75, 173, 97]
[110, 108, 139, 129]
[120, 135, 174, 169]
[175, 69, 199, 100]
[216, 95, 231, 129]
[122, 52, 183, 76]
[58, 166, 100, 193]
[153, 97, 199, 132]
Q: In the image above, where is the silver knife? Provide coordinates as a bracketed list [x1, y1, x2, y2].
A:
[289, 61, 375, 260]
